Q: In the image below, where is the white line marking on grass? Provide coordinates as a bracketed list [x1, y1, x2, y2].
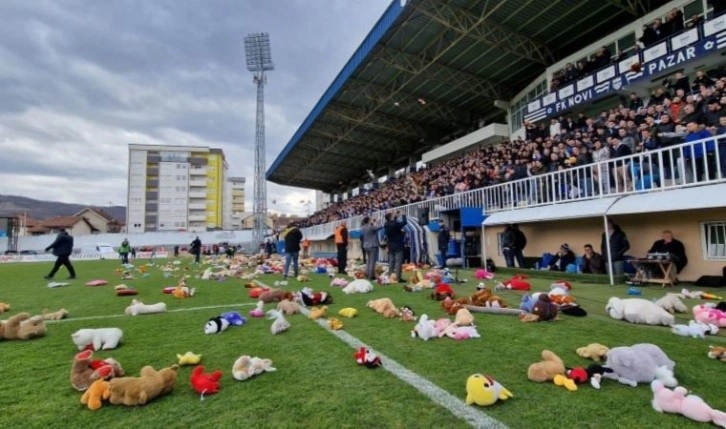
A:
[256, 281, 508, 429]
[45, 303, 255, 324]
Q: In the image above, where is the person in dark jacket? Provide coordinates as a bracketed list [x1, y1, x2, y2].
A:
[335, 223, 349, 274]
[437, 220, 451, 268]
[512, 224, 527, 268]
[265, 239, 273, 259]
[283, 223, 303, 279]
[500, 224, 516, 268]
[360, 217, 382, 281]
[601, 220, 630, 277]
[548, 243, 576, 272]
[43, 229, 76, 280]
[582, 244, 605, 274]
[648, 230, 688, 274]
[384, 211, 407, 282]
[190, 236, 202, 263]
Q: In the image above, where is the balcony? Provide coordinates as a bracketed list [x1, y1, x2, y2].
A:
[189, 167, 207, 176]
[189, 179, 207, 188]
[189, 203, 205, 210]
[189, 191, 206, 199]
[189, 214, 207, 222]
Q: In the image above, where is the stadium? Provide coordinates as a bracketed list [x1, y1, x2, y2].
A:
[2, 1, 726, 428]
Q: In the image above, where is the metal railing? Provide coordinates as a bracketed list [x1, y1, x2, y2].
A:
[302, 133, 726, 238]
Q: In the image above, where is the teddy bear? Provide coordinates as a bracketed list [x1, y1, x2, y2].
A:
[71, 349, 125, 391]
[308, 306, 328, 320]
[654, 293, 687, 313]
[259, 288, 293, 304]
[43, 308, 69, 321]
[527, 350, 566, 382]
[342, 279, 374, 295]
[606, 297, 675, 326]
[707, 345, 726, 362]
[107, 364, 179, 406]
[366, 298, 401, 318]
[576, 343, 610, 362]
[232, 356, 276, 381]
[0, 312, 46, 340]
[80, 379, 110, 411]
[277, 299, 300, 315]
[0, 302, 11, 315]
[603, 343, 676, 387]
[327, 318, 344, 330]
[454, 308, 474, 326]
[72, 328, 123, 350]
[400, 306, 416, 322]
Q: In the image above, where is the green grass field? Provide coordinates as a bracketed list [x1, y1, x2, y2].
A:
[1, 257, 725, 429]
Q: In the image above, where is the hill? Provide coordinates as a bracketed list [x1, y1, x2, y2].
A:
[0, 195, 125, 222]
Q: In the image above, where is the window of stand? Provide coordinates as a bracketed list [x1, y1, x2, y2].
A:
[701, 221, 726, 260]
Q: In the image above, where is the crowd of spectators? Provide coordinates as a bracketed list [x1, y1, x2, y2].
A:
[299, 65, 726, 228]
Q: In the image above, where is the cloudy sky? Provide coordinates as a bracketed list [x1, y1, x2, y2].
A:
[0, 0, 391, 217]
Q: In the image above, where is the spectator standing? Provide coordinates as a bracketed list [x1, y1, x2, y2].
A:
[683, 121, 715, 182]
[131, 247, 136, 259]
[384, 211, 407, 282]
[265, 239, 273, 259]
[582, 244, 605, 274]
[512, 224, 527, 268]
[190, 236, 202, 263]
[648, 230, 688, 274]
[592, 139, 611, 194]
[437, 219, 451, 268]
[302, 238, 311, 259]
[173, 246, 179, 257]
[360, 216, 381, 281]
[716, 115, 726, 177]
[43, 228, 76, 280]
[118, 239, 131, 264]
[501, 224, 516, 268]
[282, 223, 303, 280]
[335, 223, 349, 274]
[601, 219, 630, 277]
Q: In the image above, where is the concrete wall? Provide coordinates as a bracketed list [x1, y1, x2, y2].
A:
[483, 208, 726, 282]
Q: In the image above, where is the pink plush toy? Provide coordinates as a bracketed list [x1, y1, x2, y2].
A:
[475, 269, 494, 280]
[693, 304, 726, 328]
[330, 278, 349, 288]
[249, 301, 265, 318]
[651, 380, 726, 426]
[425, 271, 443, 283]
[434, 318, 451, 336]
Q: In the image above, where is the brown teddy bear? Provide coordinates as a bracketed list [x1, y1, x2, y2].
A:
[259, 289, 293, 304]
[708, 345, 726, 362]
[576, 343, 610, 362]
[71, 349, 125, 391]
[532, 294, 559, 321]
[43, 308, 69, 321]
[527, 350, 566, 382]
[0, 302, 10, 315]
[366, 298, 401, 318]
[107, 364, 179, 406]
[0, 312, 46, 340]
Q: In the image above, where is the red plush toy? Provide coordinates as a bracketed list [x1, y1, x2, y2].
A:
[354, 347, 382, 369]
[431, 283, 455, 301]
[190, 366, 223, 397]
[501, 275, 532, 291]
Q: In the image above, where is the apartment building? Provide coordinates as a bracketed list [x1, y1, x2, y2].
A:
[224, 177, 246, 230]
[126, 144, 229, 233]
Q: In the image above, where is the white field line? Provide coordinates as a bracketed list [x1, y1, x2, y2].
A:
[45, 302, 255, 324]
[256, 280, 508, 429]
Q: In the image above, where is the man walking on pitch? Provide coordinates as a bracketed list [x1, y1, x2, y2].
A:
[43, 228, 76, 280]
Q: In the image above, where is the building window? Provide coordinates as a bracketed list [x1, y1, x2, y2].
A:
[702, 222, 726, 260]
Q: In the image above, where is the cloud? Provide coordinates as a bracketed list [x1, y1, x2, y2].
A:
[0, 0, 391, 218]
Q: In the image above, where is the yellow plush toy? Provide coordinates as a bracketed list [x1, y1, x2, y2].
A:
[576, 343, 609, 362]
[327, 318, 344, 330]
[465, 374, 513, 406]
[177, 351, 202, 366]
[80, 379, 110, 411]
[0, 302, 10, 315]
[338, 308, 358, 318]
[308, 306, 327, 320]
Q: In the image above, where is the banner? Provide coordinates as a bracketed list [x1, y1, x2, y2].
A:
[0, 252, 169, 264]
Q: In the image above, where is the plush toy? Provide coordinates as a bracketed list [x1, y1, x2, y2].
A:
[672, 320, 709, 339]
[654, 293, 687, 313]
[0, 302, 10, 314]
[441, 297, 462, 316]
[296, 288, 333, 306]
[603, 343, 676, 387]
[267, 309, 290, 335]
[576, 343, 610, 362]
[296, 274, 310, 282]
[520, 295, 558, 322]
[606, 297, 675, 326]
[277, 299, 301, 316]
[454, 308, 474, 326]
[177, 351, 202, 366]
[221, 311, 246, 326]
[232, 356, 276, 381]
[116, 285, 138, 296]
[338, 307, 358, 318]
[465, 374, 513, 407]
[431, 283, 455, 301]
[354, 347, 382, 369]
[681, 288, 723, 300]
[469, 287, 508, 308]
[555, 365, 613, 391]
[693, 304, 726, 327]
[366, 298, 401, 318]
[527, 350, 565, 382]
[342, 279, 374, 295]
[330, 278, 349, 288]
[190, 366, 222, 397]
[328, 318, 344, 330]
[107, 364, 179, 406]
[440, 324, 481, 340]
[707, 346, 726, 362]
[71, 328, 123, 350]
[249, 301, 265, 318]
[474, 269, 494, 280]
[400, 306, 416, 322]
[172, 283, 195, 299]
[204, 317, 230, 334]
[42, 308, 69, 321]
[248, 287, 267, 299]
[85, 280, 108, 287]
[495, 275, 531, 291]
[125, 300, 167, 316]
[70, 349, 124, 391]
[259, 288, 293, 304]
[411, 314, 437, 341]
[80, 379, 110, 411]
[308, 306, 328, 320]
[0, 312, 46, 340]
[651, 380, 726, 426]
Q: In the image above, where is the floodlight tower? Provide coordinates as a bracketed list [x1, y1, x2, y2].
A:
[244, 33, 274, 250]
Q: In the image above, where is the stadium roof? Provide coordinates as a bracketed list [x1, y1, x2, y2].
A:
[267, 0, 668, 193]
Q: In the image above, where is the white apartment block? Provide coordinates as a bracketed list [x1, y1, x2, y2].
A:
[127, 144, 232, 234]
[224, 177, 246, 230]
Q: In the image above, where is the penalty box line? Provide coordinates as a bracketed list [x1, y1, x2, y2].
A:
[255, 280, 508, 429]
[45, 302, 256, 324]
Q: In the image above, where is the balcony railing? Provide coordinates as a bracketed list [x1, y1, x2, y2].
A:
[302, 133, 726, 239]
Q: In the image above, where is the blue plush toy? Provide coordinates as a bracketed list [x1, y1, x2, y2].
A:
[221, 311, 247, 326]
[627, 287, 642, 296]
[520, 294, 535, 313]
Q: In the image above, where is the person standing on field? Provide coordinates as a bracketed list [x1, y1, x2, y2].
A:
[43, 228, 76, 280]
[118, 239, 131, 264]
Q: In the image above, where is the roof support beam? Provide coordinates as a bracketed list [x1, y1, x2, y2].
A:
[299, 140, 386, 164]
[375, 46, 512, 101]
[313, 120, 417, 150]
[415, 0, 556, 65]
[326, 102, 425, 139]
[604, 0, 647, 16]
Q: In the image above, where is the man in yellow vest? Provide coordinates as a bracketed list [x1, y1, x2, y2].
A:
[335, 223, 348, 274]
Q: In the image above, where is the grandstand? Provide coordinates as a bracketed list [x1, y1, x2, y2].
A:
[267, 0, 726, 285]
